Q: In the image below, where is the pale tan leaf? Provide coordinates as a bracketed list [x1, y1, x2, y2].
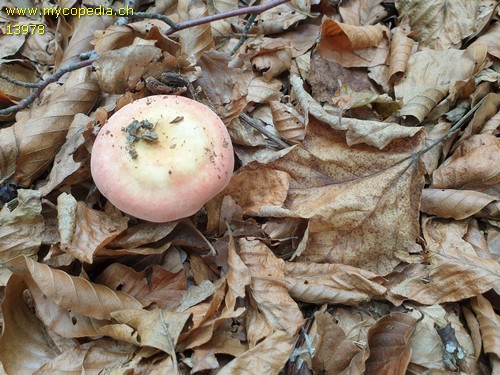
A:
[269, 100, 305, 143]
[225, 235, 251, 312]
[421, 189, 498, 220]
[95, 263, 187, 310]
[319, 20, 389, 68]
[57, 193, 128, 263]
[251, 39, 292, 82]
[0, 189, 44, 264]
[471, 295, 500, 357]
[7, 256, 143, 319]
[253, 3, 309, 34]
[93, 43, 163, 93]
[197, 50, 253, 105]
[312, 310, 362, 374]
[109, 308, 192, 356]
[395, 0, 489, 49]
[339, 0, 388, 26]
[177, 0, 215, 64]
[432, 134, 500, 193]
[285, 262, 386, 305]
[290, 74, 421, 149]
[12, 68, 99, 186]
[388, 18, 415, 82]
[365, 312, 417, 375]
[177, 279, 216, 312]
[108, 221, 178, 248]
[239, 238, 305, 335]
[247, 77, 283, 103]
[387, 249, 500, 305]
[0, 275, 59, 374]
[217, 330, 293, 375]
[473, 22, 500, 59]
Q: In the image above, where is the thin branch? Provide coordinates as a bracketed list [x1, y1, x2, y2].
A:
[0, 74, 41, 88]
[0, 58, 98, 116]
[230, 13, 257, 55]
[164, 0, 290, 35]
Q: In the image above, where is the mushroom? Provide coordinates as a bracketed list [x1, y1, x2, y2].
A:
[90, 95, 234, 222]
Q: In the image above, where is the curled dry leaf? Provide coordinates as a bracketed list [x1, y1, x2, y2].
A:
[421, 189, 498, 220]
[239, 238, 305, 336]
[339, 0, 388, 26]
[395, 0, 491, 50]
[473, 22, 500, 59]
[470, 295, 500, 358]
[269, 100, 305, 143]
[0, 275, 59, 374]
[365, 312, 417, 375]
[217, 330, 293, 375]
[0, 189, 44, 266]
[432, 134, 500, 193]
[6, 68, 99, 187]
[95, 263, 187, 310]
[251, 38, 292, 82]
[319, 19, 389, 68]
[57, 193, 128, 263]
[6, 256, 143, 320]
[285, 262, 386, 305]
[311, 310, 363, 374]
[291, 74, 421, 149]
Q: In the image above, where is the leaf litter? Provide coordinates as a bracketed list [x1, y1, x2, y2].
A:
[0, 0, 499, 373]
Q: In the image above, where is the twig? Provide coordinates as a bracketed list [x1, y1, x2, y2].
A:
[0, 74, 41, 88]
[240, 112, 290, 148]
[164, 0, 290, 35]
[230, 13, 257, 55]
[0, 58, 98, 116]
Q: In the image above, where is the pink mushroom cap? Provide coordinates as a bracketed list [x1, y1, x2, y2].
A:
[90, 95, 234, 222]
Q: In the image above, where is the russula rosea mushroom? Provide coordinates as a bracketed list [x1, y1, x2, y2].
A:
[90, 95, 234, 222]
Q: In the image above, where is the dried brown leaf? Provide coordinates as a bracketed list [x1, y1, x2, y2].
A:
[217, 330, 293, 375]
[432, 134, 500, 193]
[251, 39, 292, 82]
[7, 256, 143, 320]
[197, 50, 253, 105]
[177, 0, 215, 64]
[473, 22, 500, 59]
[365, 312, 417, 375]
[269, 100, 306, 143]
[57, 193, 128, 263]
[0, 189, 44, 265]
[95, 263, 187, 310]
[312, 310, 362, 374]
[421, 189, 498, 220]
[11, 68, 99, 186]
[239, 238, 305, 335]
[0, 275, 59, 374]
[291, 75, 421, 149]
[470, 295, 500, 358]
[339, 0, 388, 26]
[395, 0, 490, 49]
[319, 20, 389, 68]
[285, 262, 386, 305]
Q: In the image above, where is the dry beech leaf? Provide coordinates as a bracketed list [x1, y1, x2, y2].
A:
[38, 114, 93, 196]
[311, 310, 362, 374]
[27, 278, 107, 338]
[457, 93, 500, 144]
[247, 77, 283, 104]
[394, 44, 487, 124]
[285, 262, 386, 305]
[239, 238, 305, 336]
[432, 134, 500, 193]
[57, 193, 128, 263]
[225, 235, 251, 312]
[395, 0, 488, 50]
[105, 308, 192, 357]
[177, 0, 215, 64]
[9, 68, 99, 187]
[269, 100, 305, 143]
[388, 18, 415, 82]
[339, 0, 388, 26]
[319, 19, 389, 68]
[95, 263, 187, 310]
[197, 50, 253, 105]
[225, 119, 424, 274]
[94, 43, 162, 93]
[217, 330, 293, 375]
[251, 39, 292, 82]
[470, 295, 500, 358]
[0, 275, 59, 374]
[421, 189, 498, 220]
[365, 312, 417, 375]
[290, 74, 421, 149]
[253, 2, 309, 35]
[387, 248, 500, 305]
[473, 22, 500, 59]
[0, 189, 44, 264]
[7, 256, 143, 320]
